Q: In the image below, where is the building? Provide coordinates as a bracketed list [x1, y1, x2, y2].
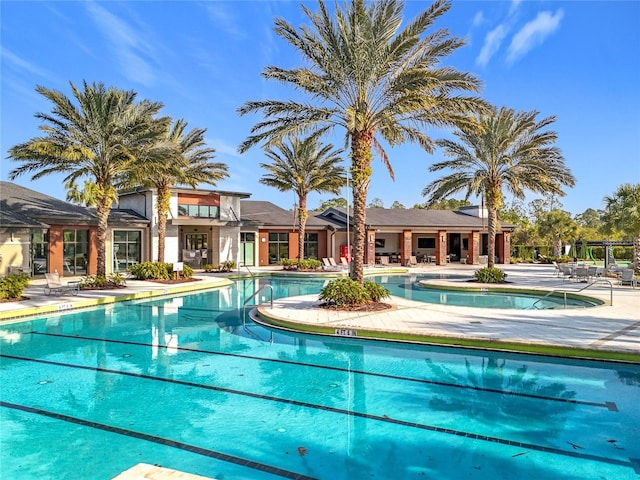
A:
[0, 181, 513, 277]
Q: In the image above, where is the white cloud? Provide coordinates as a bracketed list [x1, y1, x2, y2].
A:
[507, 9, 564, 64]
[204, 2, 245, 40]
[472, 11, 485, 27]
[476, 24, 509, 67]
[1, 47, 50, 78]
[84, 2, 157, 86]
[509, 0, 523, 16]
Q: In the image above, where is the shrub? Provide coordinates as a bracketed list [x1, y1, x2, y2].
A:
[319, 278, 390, 307]
[298, 259, 322, 271]
[79, 273, 127, 289]
[0, 273, 30, 300]
[474, 267, 507, 283]
[218, 260, 236, 272]
[128, 262, 194, 280]
[203, 264, 215, 272]
[363, 281, 390, 303]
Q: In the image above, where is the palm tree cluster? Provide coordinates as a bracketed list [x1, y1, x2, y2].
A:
[8, 0, 582, 286]
[8, 81, 227, 275]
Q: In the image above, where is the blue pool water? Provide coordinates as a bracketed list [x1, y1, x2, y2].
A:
[1, 276, 638, 480]
[377, 274, 600, 309]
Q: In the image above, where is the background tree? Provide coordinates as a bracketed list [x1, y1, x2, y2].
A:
[414, 198, 472, 210]
[118, 119, 228, 262]
[367, 198, 384, 208]
[390, 201, 405, 209]
[316, 197, 348, 211]
[537, 209, 578, 257]
[260, 134, 345, 259]
[603, 183, 640, 272]
[238, 0, 487, 283]
[8, 81, 167, 276]
[423, 106, 575, 268]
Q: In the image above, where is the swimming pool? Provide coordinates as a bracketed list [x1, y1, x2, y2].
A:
[1, 277, 638, 479]
[377, 274, 601, 309]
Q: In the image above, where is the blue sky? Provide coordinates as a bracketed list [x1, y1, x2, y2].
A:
[2, 0, 639, 217]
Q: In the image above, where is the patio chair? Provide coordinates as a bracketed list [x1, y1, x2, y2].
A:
[559, 264, 574, 282]
[407, 255, 418, 267]
[322, 258, 340, 271]
[378, 256, 390, 267]
[44, 272, 80, 296]
[618, 269, 637, 288]
[552, 261, 562, 277]
[574, 266, 589, 283]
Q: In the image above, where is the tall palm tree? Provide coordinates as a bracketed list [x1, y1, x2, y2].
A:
[238, 0, 487, 283]
[8, 80, 168, 276]
[422, 106, 575, 268]
[260, 134, 345, 260]
[119, 119, 228, 263]
[603, 183, 640, 273]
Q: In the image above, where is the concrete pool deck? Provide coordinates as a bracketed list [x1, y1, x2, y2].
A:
[1, 263, 638, 361]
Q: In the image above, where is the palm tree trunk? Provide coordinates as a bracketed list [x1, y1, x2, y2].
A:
[487, 206, 497, 268]
[95, 196, 112, 277]
[298, 196, 308, 260]
[350, 131, 373, 284]
[156, 183, 171, 263]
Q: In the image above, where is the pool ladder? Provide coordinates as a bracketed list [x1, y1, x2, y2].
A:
[530, 278, 614, 309]
[242, 284, 274, 324]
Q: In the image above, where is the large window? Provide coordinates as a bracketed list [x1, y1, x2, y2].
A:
[268, 232, 289, 265]
[240, 232, 255, 266]
[113, 231, 141, 272]
[63, 229, 88, 276]
[178, 204, 219, 218]
[304, 233, 319, 259]
[185, 234, 208, 250]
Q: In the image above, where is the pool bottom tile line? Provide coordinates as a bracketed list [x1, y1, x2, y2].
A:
[0, 400, 318, 480]
[27, 331, 618, 411]
[1, 353, 636, 474]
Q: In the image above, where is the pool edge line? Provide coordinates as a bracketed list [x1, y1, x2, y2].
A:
[253, 307, 640, 364]
[0, 278, 234, 323]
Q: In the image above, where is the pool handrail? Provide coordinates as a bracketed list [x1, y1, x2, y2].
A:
[531, 277, 613, 309]
[242, 284, 274, 322]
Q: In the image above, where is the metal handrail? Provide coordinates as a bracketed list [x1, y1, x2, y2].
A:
[531, 276, 614, 309]
[242, 284, 274, 326]
[243, 282, 273, 311]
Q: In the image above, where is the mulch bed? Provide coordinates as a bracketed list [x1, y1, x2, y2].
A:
[320, 302, 393, 312]
[0, 296, 30, 303]
[146, 278, 202, 285]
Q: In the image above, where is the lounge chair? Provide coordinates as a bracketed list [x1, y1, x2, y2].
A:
[552, 261, 562, 277]
[407, 255, 418, 267]
[339, 257, 350, 268]
[44, 272, 80, 296]
[618, 269, 637, 288]
[322, 258, 340, 271]
[378, 256, 390, 267]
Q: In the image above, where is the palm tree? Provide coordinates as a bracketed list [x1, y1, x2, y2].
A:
[238, 0, 487, 282]
[422, 106, 575, 268]
[603, 183, 640, 273]
[537, 209, 578, 258]
[119, 119, 228, 263]
[8, 80, 168, 276]
[260, 134, 345, 260]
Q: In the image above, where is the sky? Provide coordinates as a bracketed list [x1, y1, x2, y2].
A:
[1, 0, 639, 217]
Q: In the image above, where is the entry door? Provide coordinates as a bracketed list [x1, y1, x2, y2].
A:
[240, 232, 255, 266]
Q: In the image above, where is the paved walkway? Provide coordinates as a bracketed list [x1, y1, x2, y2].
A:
[254, 263, 640, 360]
[1, 264, 638, 360]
